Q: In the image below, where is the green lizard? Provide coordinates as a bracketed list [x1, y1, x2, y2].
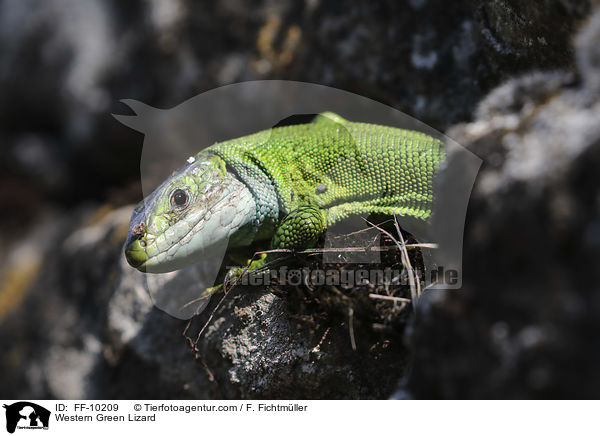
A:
[124, 112, 445, 275]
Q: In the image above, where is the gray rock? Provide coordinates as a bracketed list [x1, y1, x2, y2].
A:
[105, 254, 408, 399]
[406, 7, 600, 399]
[0, 0, 598, 400]
[0, 0, 591, 208]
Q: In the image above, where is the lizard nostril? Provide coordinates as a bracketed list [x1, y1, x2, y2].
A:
[132, 222, 146, 236]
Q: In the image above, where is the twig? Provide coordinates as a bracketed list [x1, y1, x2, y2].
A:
[183, 319, 192, 339]
[348, 307, 357, 351]
[192, 275, 242, 348]
[394, 215, 422, 302]
[180, 293, 211, 311]
[195, 352, 215, 382]
[253, 243, 436, 256]
[363, 217, 420, 311]
[311, 327, 331, 353]
[368, 293, 412, 303]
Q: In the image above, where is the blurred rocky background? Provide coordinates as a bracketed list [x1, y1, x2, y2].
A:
[0, 0, 598, 399]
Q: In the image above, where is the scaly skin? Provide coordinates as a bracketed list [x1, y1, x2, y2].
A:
[124, 112, 445, 273]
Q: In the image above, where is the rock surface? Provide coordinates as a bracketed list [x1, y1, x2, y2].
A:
[0, 1, 598, 399]
[102, 249, 410, 400]
[0, 204, 409, 399]
[0, 0, 590, 208]
[405, 8, 600, 399]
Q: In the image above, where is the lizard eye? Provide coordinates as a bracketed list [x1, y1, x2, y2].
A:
[171, 189, 189, 208]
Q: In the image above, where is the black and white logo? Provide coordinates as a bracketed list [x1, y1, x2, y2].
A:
[3, 402, 50, 433]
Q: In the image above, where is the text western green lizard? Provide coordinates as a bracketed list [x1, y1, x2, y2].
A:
[124, 112, 445, 274]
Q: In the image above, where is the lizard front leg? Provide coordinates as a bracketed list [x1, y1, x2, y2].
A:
[249, 205, 327, 269]
[271, 205, 327, 251]
[221, 206, 327, 288]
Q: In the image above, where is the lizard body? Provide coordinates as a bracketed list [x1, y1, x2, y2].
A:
[125, 112, 445, 273]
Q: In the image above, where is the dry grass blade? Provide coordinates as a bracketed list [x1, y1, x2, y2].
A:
[311, 327, 331, 353]
[348, 307, 357, 351]
[368, 293, 412, 303]
[393, 215, 422, 302]
[363, 217, 421, 311]
[191, 271, 246, 348]
[254, 244, 436, 256]
[192, 290, 230, 347]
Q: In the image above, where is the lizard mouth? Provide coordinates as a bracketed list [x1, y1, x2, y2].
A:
[124, 198, 152, 271]
[124, 237, 148, 271]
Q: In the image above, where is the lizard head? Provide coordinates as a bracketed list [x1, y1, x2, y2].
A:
[124, 153, 256, 273]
